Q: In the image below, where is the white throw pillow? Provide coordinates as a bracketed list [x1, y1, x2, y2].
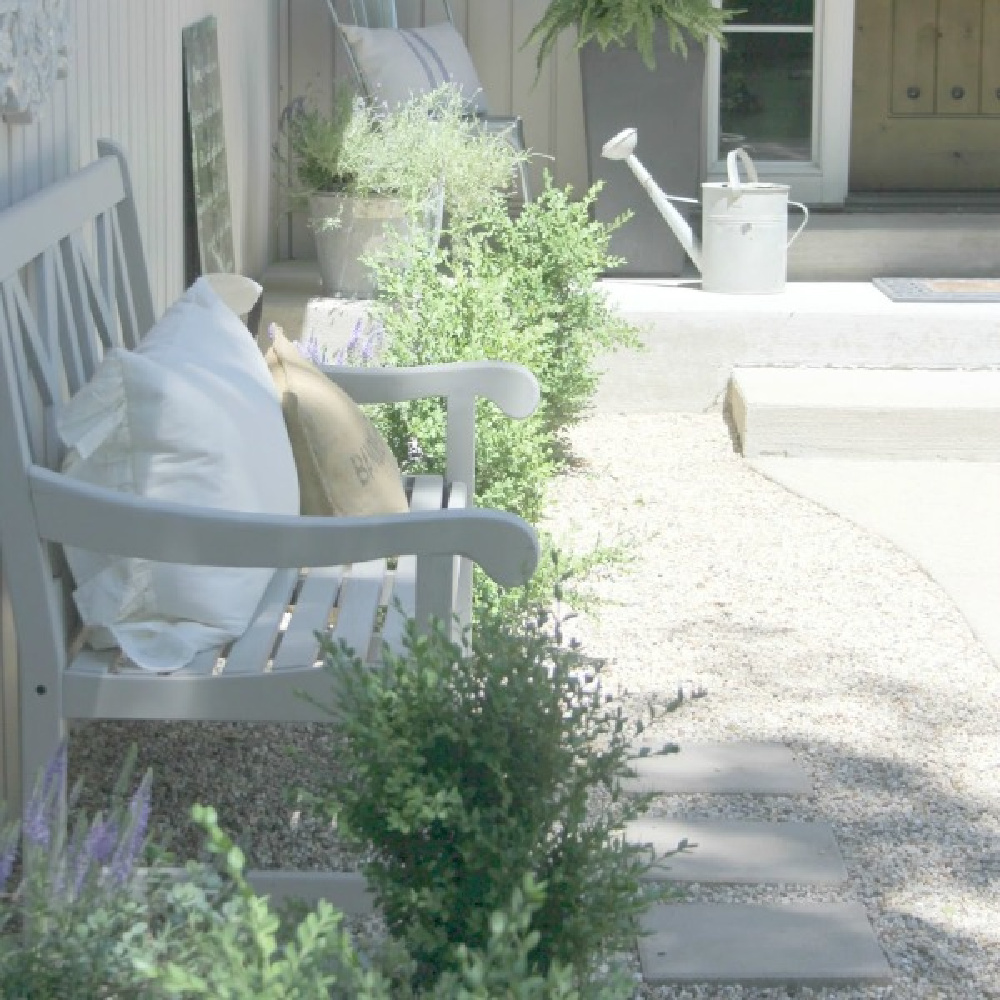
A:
[58, 277, 299, 673]
[341, 21, 488, 114]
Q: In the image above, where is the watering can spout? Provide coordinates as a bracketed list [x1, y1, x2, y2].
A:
[601, 128, 703, 273]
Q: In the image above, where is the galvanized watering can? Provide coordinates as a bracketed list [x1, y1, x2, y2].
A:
[601, 128, 809, 294]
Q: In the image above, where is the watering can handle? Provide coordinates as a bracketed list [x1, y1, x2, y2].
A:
[726, 147, 759, 193]
[788, 200, 810, 249]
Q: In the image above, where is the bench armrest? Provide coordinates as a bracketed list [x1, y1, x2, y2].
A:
[321, 360, 540, 490]
[28, 468, 539, 588]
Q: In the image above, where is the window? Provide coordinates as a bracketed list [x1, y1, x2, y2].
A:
[715, 1, 816, 162]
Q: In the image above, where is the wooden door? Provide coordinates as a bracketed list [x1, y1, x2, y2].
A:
[851, 0, 1000, 189]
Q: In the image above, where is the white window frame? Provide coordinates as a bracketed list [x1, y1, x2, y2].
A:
[705, 0, 855, 205]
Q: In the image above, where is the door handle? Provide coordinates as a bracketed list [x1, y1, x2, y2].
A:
[906, 86, 921, 99]
[951, 85, 965, 100]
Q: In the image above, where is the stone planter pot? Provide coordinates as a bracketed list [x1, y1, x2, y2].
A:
[580, 32, 706, 277]
[309, 186, 443, 299]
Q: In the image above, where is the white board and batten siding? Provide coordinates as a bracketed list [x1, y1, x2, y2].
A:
[1, 0, 279, 810]
[1, 0, 279, 311]
[279, 0, 588, 260]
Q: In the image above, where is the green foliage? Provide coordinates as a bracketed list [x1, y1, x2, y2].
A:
[368, 175, 637, 526]
[147, 804, 391, 999]
[423, 875, 634, 1000]
[0, 753, 388, 999]
[526, 0, 733, 70]
[2, 740, 656, 998]
[277, 85, 527, 232]
[307, 602, 660, 993]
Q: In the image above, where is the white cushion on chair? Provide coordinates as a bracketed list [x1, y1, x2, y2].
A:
[341, 20, 487, 114]
[58, 277, 299, 673]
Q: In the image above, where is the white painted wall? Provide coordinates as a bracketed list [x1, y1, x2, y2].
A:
[1, 0, 279, 314]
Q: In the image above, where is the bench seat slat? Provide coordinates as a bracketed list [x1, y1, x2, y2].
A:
[330, 559, 387, 661]
[221, 569, 300, 675]
[272, 566, 346, 671]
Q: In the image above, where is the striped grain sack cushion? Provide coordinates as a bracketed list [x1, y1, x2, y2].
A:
[341, 20, 488, 114]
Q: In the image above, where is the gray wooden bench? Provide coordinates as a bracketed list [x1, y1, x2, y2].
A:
[0, 140, 539, 896]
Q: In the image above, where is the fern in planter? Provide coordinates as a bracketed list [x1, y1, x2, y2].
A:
[527, 0, 734, 69]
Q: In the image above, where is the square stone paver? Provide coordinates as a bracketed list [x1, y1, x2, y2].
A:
[624, 741, 812, 795]
[628, 819, 848, 884]
[638, 902, 891, 986]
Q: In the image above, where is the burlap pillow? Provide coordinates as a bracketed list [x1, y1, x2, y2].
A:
[265, 328, 408, 517]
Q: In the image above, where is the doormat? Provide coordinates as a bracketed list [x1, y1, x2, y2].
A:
[873, 277, 1000, 303]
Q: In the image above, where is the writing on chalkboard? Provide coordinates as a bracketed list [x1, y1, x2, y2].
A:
[182, 16, 235, 281]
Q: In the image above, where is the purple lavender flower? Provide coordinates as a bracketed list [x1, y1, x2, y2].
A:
[295, 332, 328, 366]
[0, 824, 18, 894]
[333, 318, 365, 365]
[335, 317, 385, 366]
[108, 770, 152, 888]
[85, 815, 120, 866]
[361, 319, 386, 363]
[65, 814, 118, 901]
[22, 742, 68, 848]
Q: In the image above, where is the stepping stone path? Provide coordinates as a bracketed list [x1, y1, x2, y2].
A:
[629, 741, 892, 988]
[301, 741, 892, 989]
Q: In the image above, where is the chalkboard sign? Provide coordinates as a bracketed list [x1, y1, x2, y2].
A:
[182, 15, 235, 282]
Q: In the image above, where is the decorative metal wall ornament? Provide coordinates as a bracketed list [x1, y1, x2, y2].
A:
[0, 0, 71, 124]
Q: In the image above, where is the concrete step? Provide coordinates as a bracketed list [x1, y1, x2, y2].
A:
[787, 210, 1000, 282]
[595, 279, 1000, 412]
[625, 740, 812, 795]
[629, 819, 848, 884]
[638, 902, 891, 986]
[728, 367, 1000, 460]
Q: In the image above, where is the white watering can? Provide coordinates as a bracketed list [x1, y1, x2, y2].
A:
[601, 128, 809, 294]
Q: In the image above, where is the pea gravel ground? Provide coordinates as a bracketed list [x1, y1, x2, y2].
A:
[69, 410, 1000, 1000]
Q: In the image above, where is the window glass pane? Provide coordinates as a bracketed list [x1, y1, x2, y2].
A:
[719, 31, 813, 160]
[722, 0, 813, 26]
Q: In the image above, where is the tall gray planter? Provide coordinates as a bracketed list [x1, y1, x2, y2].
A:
[580, 32, 706, 277]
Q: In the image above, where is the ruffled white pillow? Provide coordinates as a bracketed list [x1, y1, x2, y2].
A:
[58, 277, 299, 672]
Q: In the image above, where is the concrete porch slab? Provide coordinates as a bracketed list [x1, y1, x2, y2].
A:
[595, 279, 1000, 412]
[624, 741, 812, 795]
[628, 819, 848, 884]
[638, 902, 891, 986]
[728, 367, 1000, 460]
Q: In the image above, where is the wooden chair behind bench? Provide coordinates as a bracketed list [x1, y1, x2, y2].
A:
[0, 140, 539, 896]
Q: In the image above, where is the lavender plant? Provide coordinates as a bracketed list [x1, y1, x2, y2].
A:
[0, 742, 156, 997]
[331, 315, 386, 366]
[0, 751, 390, 997]
[4, 745, 644, 996]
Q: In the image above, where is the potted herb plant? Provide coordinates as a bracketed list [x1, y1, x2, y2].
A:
[526, 0, 733, 277]
[277, 85, 525, 298]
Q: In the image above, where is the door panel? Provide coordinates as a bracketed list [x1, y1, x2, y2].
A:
[984, 0, 1000, 115]
[935, 0, 984, 115]
[852, 0, 1000, 190]
[889, 0, 937, 115]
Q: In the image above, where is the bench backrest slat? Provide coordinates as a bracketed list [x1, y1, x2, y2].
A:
[0, 143, 159, 699]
